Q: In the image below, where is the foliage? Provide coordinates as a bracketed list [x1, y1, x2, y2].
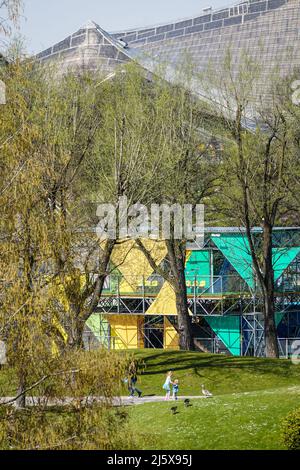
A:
[0, 55, 202, 394]
[0, 406, 133, 450]
[132, 63, 220, 350]
[0, 349, 134, 449]
[199, 50, 300, 357]
[0, 0, 22, 36]
[281, 408, 300, 450]
[0, 59, 58, 403]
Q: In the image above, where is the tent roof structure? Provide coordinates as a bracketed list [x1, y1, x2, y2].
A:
[36, 20, 132, 75]
[34, 1, 298, 127]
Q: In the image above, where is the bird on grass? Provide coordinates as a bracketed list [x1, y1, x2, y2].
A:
[184, 399, 192, 407]
[201, 384, 213, 397]
[170, 406, 178, 415]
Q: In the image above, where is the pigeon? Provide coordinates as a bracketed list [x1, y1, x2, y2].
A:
[201, 384, 213, 397]
[170, 406, 178, 415]
[184, 398, 192, 407]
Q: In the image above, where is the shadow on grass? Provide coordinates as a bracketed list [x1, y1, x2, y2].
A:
[135, 350, 297, 380]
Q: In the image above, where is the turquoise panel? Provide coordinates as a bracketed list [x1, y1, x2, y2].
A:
[272, 247, 300, 281]
[185, 250, 210, 275]
[205, 315, 241, 356]
[211, 234, 254, 288]
[275, 312, 285, 327]
[211, 234, 300, 289]
[185, 250, 211, 293]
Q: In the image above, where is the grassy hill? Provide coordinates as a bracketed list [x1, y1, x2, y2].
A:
[126, 349, 300, 450]
[129, 349, 300, 397]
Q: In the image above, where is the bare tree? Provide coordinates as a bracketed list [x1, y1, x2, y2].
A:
[0, 0, 22, 36]
[201, 50, 300, 357]
[135, 68, 219, 350]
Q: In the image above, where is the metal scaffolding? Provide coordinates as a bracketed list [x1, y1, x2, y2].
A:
[90, 228, 300, 356]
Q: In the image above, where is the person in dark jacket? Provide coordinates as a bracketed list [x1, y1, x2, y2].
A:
[128, 359, 142, 397]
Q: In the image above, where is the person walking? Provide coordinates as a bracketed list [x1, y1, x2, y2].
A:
[162, 371, 173, 400]
[129, 372, 142, 398]
[128, 359, 142, 398]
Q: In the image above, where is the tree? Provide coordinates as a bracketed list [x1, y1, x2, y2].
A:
[134, 65, 219, 350]
[36, 69, 117, 350]
[0, 58, 76, 406]
[42, 64, 164, 348]
[0, 0, 22, 36]
[201, 50, 300, 357]
[0, 59, 136, 438]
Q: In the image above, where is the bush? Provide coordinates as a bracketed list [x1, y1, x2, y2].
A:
[281, 408, 300, 450]
[0, 349, 137, 449]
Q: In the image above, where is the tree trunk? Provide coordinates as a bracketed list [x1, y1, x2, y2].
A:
[175, 288, 194, 350]
[136, 238, 194, 351]
[169, 240, 194, 351]
[263, 287, 279, 358]
[15, 372, 26, 409]
[262, 221, 279, 358]
[66, 312, 85, 350]
[65, 240, 116, 350]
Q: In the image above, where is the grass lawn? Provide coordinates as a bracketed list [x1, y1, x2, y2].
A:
[1, 349, 300, 449]
[128, 387, 300, 449]
[125, 349, 300, 450]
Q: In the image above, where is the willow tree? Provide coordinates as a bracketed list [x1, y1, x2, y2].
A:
[0, 58, 117, 402]
[0, 59, 64, 406]
[0, 59, 134, 441]
[201, 50, 300, 357]
[33, 69, 114, 350]
[37, 63, 164, 348]
[0, 0, 22, 36]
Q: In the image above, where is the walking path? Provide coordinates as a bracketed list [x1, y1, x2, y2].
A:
[119, 395, 205, 406]
[0, 395, 206, 406]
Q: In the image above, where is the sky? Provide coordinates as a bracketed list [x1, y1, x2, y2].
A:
[16, 0, 233, 54]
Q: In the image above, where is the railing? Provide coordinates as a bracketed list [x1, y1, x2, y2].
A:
[102, 274, 252, 297]
[191, 336, 300, 358]
[278, 337, 300, 359]
[276, 273, 300, 294]
[100, 272, 300, 299]
[193, 337, 224, 354]
[243, 337, 300, 359]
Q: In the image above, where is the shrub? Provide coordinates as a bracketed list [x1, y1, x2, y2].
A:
[281, 408, 300, 450]
[0, 349, 136, 449]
